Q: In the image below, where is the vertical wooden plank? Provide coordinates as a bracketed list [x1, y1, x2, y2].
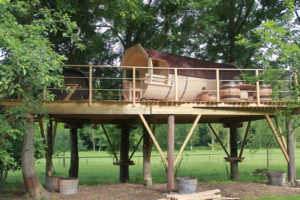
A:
[133, 67, 136, 106]
[265, 115, 290, 163]
[89, 66, 93, 106]
[216, 69, 220, 102]
[167, 115, 175, 191]
[174, 114, 201, 165]
[174, 68, 178, 101]
[256, 69, 260, 105]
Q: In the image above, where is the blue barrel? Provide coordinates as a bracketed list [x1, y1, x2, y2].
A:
[177, 177, 197, 194]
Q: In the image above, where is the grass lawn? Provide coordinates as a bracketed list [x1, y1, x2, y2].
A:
[1, 148, 300, 199]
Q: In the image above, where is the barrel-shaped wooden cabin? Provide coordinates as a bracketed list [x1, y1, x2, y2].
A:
[121, 44, 240, 101]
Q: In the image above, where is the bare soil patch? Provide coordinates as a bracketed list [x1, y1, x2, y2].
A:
[1, 182, 300, 200]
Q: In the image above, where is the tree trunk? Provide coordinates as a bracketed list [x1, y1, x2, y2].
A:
[46, 120, 57, 176]
[22, 115, 47, 199]
[120, 124, 130, 183]
[143, 125, 152, 186]
[69, 124, 79, 177]
[286, 117, 296, 183]
[167, 115, 175, 192]
[229, 124, 239, 181]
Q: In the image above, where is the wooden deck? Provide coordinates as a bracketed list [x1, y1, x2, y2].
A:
[1, 99, 296, 124]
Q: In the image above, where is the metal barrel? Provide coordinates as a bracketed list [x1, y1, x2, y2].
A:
[177, 177, 197, 194]
[220, 81, 240, 102]
[46, 176, 59, 192]
[267, 172, 286, 186]
[58, 177, 78, 195]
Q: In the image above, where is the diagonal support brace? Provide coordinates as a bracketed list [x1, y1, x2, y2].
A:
[174, 114, 201, 165]
[239, 121, 251, 159]
[265, 115, 289, 163]
[208, 123, 230, 158]
[139, 114, 168, 167]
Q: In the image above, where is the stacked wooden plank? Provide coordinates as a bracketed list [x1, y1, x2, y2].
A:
[158, 189, 239, 200]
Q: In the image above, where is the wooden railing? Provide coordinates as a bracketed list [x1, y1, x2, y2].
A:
[38, 65, 297, 106]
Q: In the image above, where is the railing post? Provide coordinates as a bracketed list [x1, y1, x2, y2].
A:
[256, 69, 260, 105]
[216, 69, 220, 102]
[89, 66, 93, 106]
[132, 67, 136, 107]
[174, 68, 178, 101]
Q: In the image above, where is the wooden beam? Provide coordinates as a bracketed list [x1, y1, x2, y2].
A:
[256, 69, 260, 105]
[139, 114, 168, 167]
[38, 116, 46, 145]
[174, 114, 201, 165]
[239, 121, 251, 159]
[174, 68, 178, 101]
[64, 84, 79, 101]
[129, 134, 143, 160]
[275, 117, 287, 150]
[167, 115, 175, 191]
[148, 122, 156, 162]
[216, 69, 220, 102]
[89, 66, 93, 106]
[208, 123, 230, 158]
[101, 124, 119, 161]
[132, 67, 136, 107]
[265, 115, 289, 163]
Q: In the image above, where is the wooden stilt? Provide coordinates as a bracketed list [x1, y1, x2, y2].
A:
[101, 124, 119, 161]
[120, 124, 130, 183]
[143, 125, 152, 186]
[239, 121, 251, 159]
[167, 115, 175, 192]
[69, 124, 79, 177]
[208, 123, 230, 157]
[265, 115, 290, 163]
[139, 114, 168, 167]
[229, 124, 239, 181]
[174, 114, 201, 165]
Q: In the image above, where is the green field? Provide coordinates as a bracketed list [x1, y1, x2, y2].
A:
[2, 148, 299, 190]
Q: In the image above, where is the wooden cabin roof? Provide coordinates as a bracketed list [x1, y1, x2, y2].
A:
[143, 47, 239, 80]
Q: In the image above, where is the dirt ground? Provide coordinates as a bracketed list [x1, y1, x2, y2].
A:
[1, 182, 300, 200]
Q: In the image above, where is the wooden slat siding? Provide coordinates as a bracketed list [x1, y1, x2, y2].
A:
[89, 66, 93, 106]
[139, 114, 168, 166]
[174, 114, 201, 165]
[239, 121, 251, 159]
[208, 123, 230, 157]
[265, 115, 289, 163]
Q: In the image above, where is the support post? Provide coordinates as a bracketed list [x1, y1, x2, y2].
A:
[256, 69, 260, 105]
[120, 124, 130, 183]
[265, 115, 289, 163]
[174, 69, 178, 101]
[167, 115, 175, 192]
[69, 124, 79, 177]
[216, 69, 220, 101]
[143, 125, 152, 186]
[286, 117, 296, 183]
[229, 123, 239, 181]
[89, 66, 93, 106]
[132, 67, 136, 106]
[46, 120, 55, 175]
[175, 114, 201, 165]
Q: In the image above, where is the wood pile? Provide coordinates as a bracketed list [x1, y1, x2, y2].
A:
[158, 189, 239, 200]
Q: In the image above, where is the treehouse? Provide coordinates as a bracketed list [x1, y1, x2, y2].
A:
[121, 44, 241, 101]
